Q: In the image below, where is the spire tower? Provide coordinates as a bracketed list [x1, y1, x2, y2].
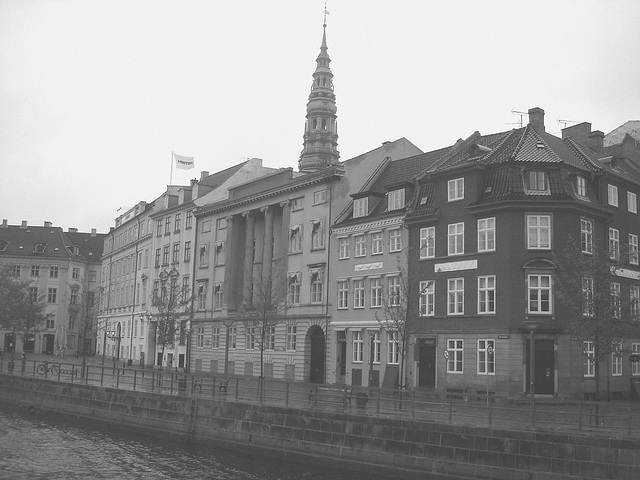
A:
[298, 11, 340, 172]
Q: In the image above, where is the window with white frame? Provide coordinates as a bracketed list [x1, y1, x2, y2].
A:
[172, 243, 180, 264]
[185, 210, 193, 229]
[388, 331, 399, 364]
[30, 265, 40, 277]
[50, 266, 58, 278]
[527, 215, 551, 249]
[291, 197, 303, 211]
[447, 222, 464, 255]
[576, 176, 587, 197]
[633, 343, 640, 376]
[184, 241, 192, 262]
[370, 277, 382, 308]
[420, 227, 435, 258]
[584, 341, 595, 377]
[528, 274, 552, 314]
[372, 332, 381, 364]
[388, 275, 400, 306]
[629, 191, 638, 213]
[72, 267, 80, 280]
[612, 342, 622, 376]
[286, 325, 297, 351]
[608, 184, 618, 206]
[526, 170, 548, 193]
[581, 218, 593, 254]
[196, 327, 205, 348]
[353, 331, 363, 363]
[288, 273, 300, 305]
[419, 280, 434, 316]
[447, 339, 463, 373]
[448, 178, 464, 201]
[313, 189, 327, 205]
[477, 218, 495, 252]
[47, 287, 57, 303]
[197, 282, 207, 310]
[354, 234, 366, 257]
[387, 188, 405, 211]
[174, 213, 181, 232]
[582, 276, 594, 317]
[165, 216, 171, 234]
[311, 219, 325, 249]
[611, 282, 621, 318]
[214, 283, 223, 310]
[477, 339, 495, 375]
[245, 327, 255, 350]
[353, 197, 368, 218]
[216, 217, 227, 231]
[310, 269, 323, 304]
[447, 278, 464, 315]
[609, 228, 620, 260]
[338, 237, 350, 259]
[156, 219, 162, 236]
[353, 279, 365, 308]
[289, 225, 303, 253]
[629, 234, 639, 265]
[266, 326, 276, 350]
[371, 231, 383, 255]
[389, 228, 402, 252]
[337, 280, 349, 309]
[478, 276, 495, 314]
[631, 285, 640, 318]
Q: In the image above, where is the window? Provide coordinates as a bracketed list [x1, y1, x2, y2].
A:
[447, 339, 463, 373]
[370, 277, 382, 308]
[630, 234, 639, 265]
[353, 279, 365, 308]
[174, 213, 181, 232]
[289, 225, 303, 253]
[162, 245, 170, 265]
[49, 266, 58, 278]
[199, 243, 209, 268]
[288, 273, 300, 305]
[47, 287, 57, 303]
[196, 327, 204, 348]
[70, 288, 78, 304]
[291, 197, 304, 211]
[419, 280, 434, 316]
[214, 242, 225, 265]
[214, 283, 223, 309]
[156, 219, 162, 236]
[388, 331, 399, 364]
[182, 276, 190, 297]
[46, 314, 55, 329]
[30, 265, 40, 277]
[612, 343, 622, 376]
[286, 326, 297, 351]
[608, 184, 618, 206]
[311, 219, 325, 249]
[185, 211, 193, 229]
[354, 234, 366, 257]
[628, 191, 638, 213]
[371, 232, 383, 255]
[216, 218, 227, 230]
[387, 188, 405, 211]
[609, 228, 620, 260]
[388, 275, 400, 306]
[447, 278, 464, 315]
[353, 198, 368, 218]
[581, 218, 593, 254]
[389, 229, 402, 252]
[527, 215, 551, 249]
[528, 274, 552, 314]
[245, 327, 254, 350]
[583, 341, 595, 377]
[478, 340, 495, 375]
[448, 178, 464, 201]
[611, 282, 621, 318]
[631, 285, 640, 317]
[478, 276, 495, 314]
[352, 331, 363, 363]
[372, 332, 381, 364]
[201, 220, 211, 233]
[29, 287, 38, 303]
[310, 269, 323, 304]
[447, 223, 464, 255]
[526, 170, 548, 193]
[633, 344, 640, 376]
[313, 189, 327, 205]
[228, 327, 237, 349]
[582, 276, 594, 316]
[420, 227, 435, 258]
[337, 280, 349, 309]
[0, 240, 8, 252]
[172, 243, 180, 263]
[212, 327, 221, 348]
[197, 282, 207, 310]
[266, 326, 276, 350]
[338, 237, 350, 259]
[154, 249, 161, 267]
[477, 218, 495, 252]
[153, 281, 159, 301]
[163, 216, 170, 234]
[184, 241, 191, 262]
[576, 176, 587, 197]
[11, 265, 20, 277]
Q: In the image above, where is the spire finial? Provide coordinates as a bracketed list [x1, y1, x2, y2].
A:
[323, 3, 329, 28]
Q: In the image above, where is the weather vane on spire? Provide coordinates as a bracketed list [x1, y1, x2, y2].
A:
[323, 3, 329, 27]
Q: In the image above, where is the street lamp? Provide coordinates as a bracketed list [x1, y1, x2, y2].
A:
[523, 320, 543, 428]
[223, 319, 234, 377]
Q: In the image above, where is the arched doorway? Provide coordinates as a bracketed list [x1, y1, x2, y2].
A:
[308, 325, 325, 383]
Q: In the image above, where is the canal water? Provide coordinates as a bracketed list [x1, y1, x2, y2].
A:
[0, 402, 392, 480]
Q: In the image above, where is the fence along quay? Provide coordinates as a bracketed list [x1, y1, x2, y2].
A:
[2, 357, 640, 479]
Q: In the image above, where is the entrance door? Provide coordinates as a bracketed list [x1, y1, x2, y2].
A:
[418, 338, 437, 388]
[337, 332, 347, 384]
[526, 339, 555, 395]
[309, 326, 325, 383]
[4, 333, 15, 354]
[43, 334, 55, 355]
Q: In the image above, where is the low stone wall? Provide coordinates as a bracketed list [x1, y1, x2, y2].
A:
[2, 374, 639, 480]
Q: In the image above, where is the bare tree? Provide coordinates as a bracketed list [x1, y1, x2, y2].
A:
[68, 282, 101, 374]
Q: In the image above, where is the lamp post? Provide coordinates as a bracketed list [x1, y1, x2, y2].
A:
[523, 320, 542, 428]
[223, 319, 234, 377]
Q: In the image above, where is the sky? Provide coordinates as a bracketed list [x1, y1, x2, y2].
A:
[1, 0, 639, 234]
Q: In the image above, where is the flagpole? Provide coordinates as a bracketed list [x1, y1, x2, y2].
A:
[170, 151, 174, 185]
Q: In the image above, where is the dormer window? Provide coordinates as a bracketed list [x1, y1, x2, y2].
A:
[353, 198, 368, 218]
[448, 178, 464, 201]
[34, 243, 46, 254]
[0, 240, 8, 252]
[525, 170, 549, 195]
[575, 176, 587, 198]
[387, 188, 405, 211]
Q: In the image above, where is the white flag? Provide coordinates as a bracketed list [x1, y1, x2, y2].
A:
[174, 152, 194, 170]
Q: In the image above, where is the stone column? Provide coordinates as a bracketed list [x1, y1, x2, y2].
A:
[261, 205, 274, 291]
[223, 215, 238, 312]
[242, 211, 255, 307]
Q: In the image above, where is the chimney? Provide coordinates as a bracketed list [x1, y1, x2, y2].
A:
[20, 220, 27, 229]
[1, 219, 7, 228]
[67, 227, 78, 233]
[200, 171, 209, 180]
[528, 107, 545, 133]
[588, 131, 604, 151]
[190, 178, 198, 187]
[561, 122, 591, 142]
[44, 221, 52, 227]
[91, 228, 97, 237]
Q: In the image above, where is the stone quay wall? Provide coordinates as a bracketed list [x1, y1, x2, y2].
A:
[1, 374, 639, 480]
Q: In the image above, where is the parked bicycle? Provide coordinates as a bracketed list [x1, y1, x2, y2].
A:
[37, 361, 60, 376]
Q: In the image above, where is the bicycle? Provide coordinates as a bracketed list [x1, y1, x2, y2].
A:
[37, 361, 60, 376]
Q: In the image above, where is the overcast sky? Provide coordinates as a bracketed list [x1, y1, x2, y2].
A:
[1, 0, 638, 233]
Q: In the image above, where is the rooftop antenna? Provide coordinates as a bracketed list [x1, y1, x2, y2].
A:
[507, 109, 527, 128]
[557, 119, 580, 129]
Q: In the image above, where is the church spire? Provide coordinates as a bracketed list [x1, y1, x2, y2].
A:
[298, 9, 340, 173]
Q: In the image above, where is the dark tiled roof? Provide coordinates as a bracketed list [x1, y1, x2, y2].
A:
[410, 183, 437, 217]
[65, 231, 105, 261]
